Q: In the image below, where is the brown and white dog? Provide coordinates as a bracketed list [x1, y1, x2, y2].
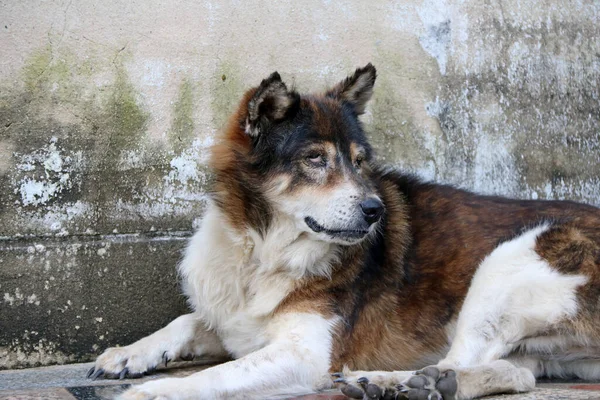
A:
[89, 64, 600, 400]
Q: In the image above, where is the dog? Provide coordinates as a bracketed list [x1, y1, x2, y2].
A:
[89, 64, 600, 400]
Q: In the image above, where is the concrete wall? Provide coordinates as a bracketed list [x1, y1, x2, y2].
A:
[1, 0, 599, 369]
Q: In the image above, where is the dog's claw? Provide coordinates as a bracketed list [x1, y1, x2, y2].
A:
[427, 392, 442, 400]
[90, 368, 104, 380]
[398, 385, 409, 393]
[119, 367, 128, 380]
[162, 351, 171, 367]
[334, 378, 347, 383]
[331, 372, 343, 378]
[357, 377, 369, 385]
[86, 367, 95, 379]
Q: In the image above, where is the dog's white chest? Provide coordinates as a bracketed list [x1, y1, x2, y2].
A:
[178, 205, 304, 357]
[178, 203, 338, 357]
[202, 262, 297, 357]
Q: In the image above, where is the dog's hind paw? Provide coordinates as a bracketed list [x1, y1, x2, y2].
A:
[333, 366, 457, 400]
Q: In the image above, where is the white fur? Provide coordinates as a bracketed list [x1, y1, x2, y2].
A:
[178, 202, 339, 357]
[94, 199, 342, 399]
[93, 313, 227, 376]
[454, 361, 536, 399]
[442, 224, 588, 368]
[119, 312, 339, 400]
[108, 200, 343, 399]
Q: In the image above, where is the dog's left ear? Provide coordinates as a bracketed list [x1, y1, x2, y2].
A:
[326, 63, 377, 115]
[246, 72, 297, 137]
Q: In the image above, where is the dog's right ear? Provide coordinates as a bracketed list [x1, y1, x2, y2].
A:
[326, 63, 377, 115]
[245, 72, 297, 137]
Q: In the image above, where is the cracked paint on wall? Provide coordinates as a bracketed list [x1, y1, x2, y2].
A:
[15, 138, 82, 207]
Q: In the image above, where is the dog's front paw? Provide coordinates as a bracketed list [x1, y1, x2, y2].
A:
[333, 366, 457, 400]
[88, 345, 174, 380]
[398, 366, 457, 400]
[332, 369, 411, 399]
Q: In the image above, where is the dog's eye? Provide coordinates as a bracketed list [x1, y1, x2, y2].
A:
[306, 153, 324, 165]
[355, 156, 364, 168]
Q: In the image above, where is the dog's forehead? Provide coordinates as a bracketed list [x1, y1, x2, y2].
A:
[298, 96, 363, 142]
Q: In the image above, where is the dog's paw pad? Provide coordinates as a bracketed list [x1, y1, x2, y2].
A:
[333, 372, 399, 399]
[399, 366, 457, 400]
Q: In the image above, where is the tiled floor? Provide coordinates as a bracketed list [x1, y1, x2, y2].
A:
[1, 362, 600, 399]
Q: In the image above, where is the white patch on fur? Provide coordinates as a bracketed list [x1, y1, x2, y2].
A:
[245, 117, 259, 137]
[455, 360, 536, 400]
[442, 224, 588, 367]
[119, 313, 339, 400]
[93, 313, 227, 375]
[179, 202, 339, 358]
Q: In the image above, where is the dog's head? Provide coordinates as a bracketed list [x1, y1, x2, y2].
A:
[211, 64, 383, 245]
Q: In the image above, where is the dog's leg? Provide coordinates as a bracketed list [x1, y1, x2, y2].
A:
[89, 313, 227, 379]
[441, 224, 586, 368]
[117, 312, 337, 400]
[335, 360, 534, 400]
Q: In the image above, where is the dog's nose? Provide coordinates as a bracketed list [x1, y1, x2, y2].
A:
[359, 198, 384, 225]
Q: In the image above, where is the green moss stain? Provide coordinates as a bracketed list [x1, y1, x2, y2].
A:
[22, 45, 54, 92]
[22, 44, 95, 102]
[169, 78, 196, 154]
[20, 44, 149, 162]
[105, 64, 149, 157]
[2, 42, 209, 237]
[210, 60, 244, 128]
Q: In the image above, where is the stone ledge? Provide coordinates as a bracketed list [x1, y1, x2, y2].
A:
[0, 233, 191, 369]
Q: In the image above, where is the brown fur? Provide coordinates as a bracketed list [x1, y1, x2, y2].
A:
[209, 89, 273, 233]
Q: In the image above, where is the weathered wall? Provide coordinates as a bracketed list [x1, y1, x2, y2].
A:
[1, 0, 599, 368]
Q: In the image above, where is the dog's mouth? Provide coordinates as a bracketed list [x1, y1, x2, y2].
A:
[304, 217, 370, 240]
